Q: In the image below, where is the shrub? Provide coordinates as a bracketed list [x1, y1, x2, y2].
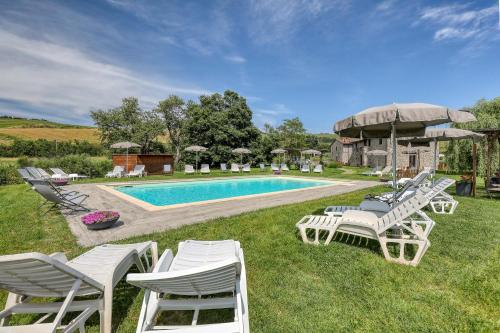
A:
[325, 161, 340, 168]
[0, 162, 23, 185]
[0, 139, 105, 158]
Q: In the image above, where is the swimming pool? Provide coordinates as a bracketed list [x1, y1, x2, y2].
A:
[112, 177, 333, 208]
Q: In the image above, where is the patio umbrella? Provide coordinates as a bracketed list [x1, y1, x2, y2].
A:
[185, 145, 207, 173]
[366, 149, 387, 170]
[110, 141, 140, 173]
[232, 148, 251, 166]
[300, 149, 321, 171]
[335, 103, 476, 201]
[399, 128, 485, 191]
[271, 148, 287, 165]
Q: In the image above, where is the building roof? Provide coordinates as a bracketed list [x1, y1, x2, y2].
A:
[334, 137, 364, 145]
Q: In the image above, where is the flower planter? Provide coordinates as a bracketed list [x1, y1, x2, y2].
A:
[81, 211, 120, 230]
[456, 181, 472, 196]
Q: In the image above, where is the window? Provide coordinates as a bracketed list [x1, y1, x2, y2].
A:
[409, 154, 417, 168]
[379, 139, 383, 145]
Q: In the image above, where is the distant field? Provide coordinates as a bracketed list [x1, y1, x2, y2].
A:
[0, 128, 100, 143]
[0, 117, 90, 129]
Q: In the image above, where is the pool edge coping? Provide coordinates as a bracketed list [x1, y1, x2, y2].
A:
[96, 176, 356, 212]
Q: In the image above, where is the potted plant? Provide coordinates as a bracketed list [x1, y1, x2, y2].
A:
[456, 174, 472, 196]
[81, 211, 120, 230]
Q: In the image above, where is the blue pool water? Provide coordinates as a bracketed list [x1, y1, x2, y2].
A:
[115, 177, 332, 206]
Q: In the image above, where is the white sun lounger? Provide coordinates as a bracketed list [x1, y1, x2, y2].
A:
[297, 190, 433, 266]
[200, 164, 210, 174]
[163, 164, 172, 174]
[362, 166, 379, 176]
[374, 166, 392, 176]
[231, 163, 240, 173]
[185, 164, 195, 174]
[0, 242, 158, 333]
[221, 163, 228, 172]
[242, 163, 251, 172]
[313, 164, 323, 173]
[50, 168, 87, 181]
[106, 166, 124, 178]
[127, 164, 145, 177]
[259, 163, 265, 171]
[127, 240, 249, 333]
[271, 164, 279, 172]
[300, 164, 310, 173]
[280, 163, 289, 171]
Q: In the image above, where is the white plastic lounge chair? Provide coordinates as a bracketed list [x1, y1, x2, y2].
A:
[127, 240, 249, 333]
[127, 164, 145, 177]
[374, 166, 392, 176]
[259, 163, 265, 171]
[362, 167, 378, 176]
[313, 164, 323, 173]
[242, 163, 251, 172]
[200, 164, 210, 174]
[231, 163, 240, 173]
[50, 168, 87, 181]
[163, 164, 172, 174]
[271, 163, 279, 172]
[427, 180, 459, 214]
[221, 163, 228, 172]
[297, 189, 433, 266]
[301, 164, 310, 173]
[185, 164, 195, 174]
[105, 166, 124, 178]
[0, 242, 158, 333]
[280, 163, 289, 171]
[37, 168, 53, 179]
[33, 183, 90, 213]
[25, 167, 50, 180]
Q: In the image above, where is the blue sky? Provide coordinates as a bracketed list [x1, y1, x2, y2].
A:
[0, 0, 499, 132]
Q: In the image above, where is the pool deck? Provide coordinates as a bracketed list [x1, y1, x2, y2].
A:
[64, 176, 380, 247]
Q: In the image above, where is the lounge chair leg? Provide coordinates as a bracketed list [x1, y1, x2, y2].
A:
[103, 286, 113, 333]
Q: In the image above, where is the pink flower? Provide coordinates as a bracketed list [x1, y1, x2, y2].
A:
[81, 211, 119, 225]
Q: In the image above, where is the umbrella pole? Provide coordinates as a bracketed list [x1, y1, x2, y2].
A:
[472, 142, 477, 198]
[391, 123, 397, 202]
[196, 152, 198, 173]
[433, 139, 438, 185]
[126, 147, 129, 173]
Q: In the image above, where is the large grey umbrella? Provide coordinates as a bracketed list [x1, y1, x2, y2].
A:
[400, 128, 484, 181]
[300, 149, 321, 171]
[185, 145, 208, 173]
[232, 148, 251, 166]
[366, 149, 387, 170]
[335, 103, 476, 200]
[110, 141, 141, 172]
[271, 148, 287, 165]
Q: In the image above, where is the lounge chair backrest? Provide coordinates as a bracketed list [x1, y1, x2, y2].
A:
[33, 183, 64, 203]
[301, 164, 309, 170]
[163, 164, 171, 172]
[50, 168, 68, 176]
[314, 164, 322, 171]
[393, 170, 430, 202]
[377, 190, 429, 232]
[26, 167, 43, 179]
[37, 168, 52, 178]
[259, 163, 265, 169]
[231, 163, 239, 171]
[420, 177, 455, 201]
[134, 165, 145, 172]
[271, 163, 279, 170]
[17, 168, 32, 180]
[0, 252, 103, 297]
[185, 165, 194, 172]
[221, 163, 227, 171]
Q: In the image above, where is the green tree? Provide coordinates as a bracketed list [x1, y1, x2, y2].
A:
[277, 117, 306, 150]
[183, 91, 260, 165]
[91, 97, 165, 153]
[446, 97, 500, 176]
[154, 95, 186, 164]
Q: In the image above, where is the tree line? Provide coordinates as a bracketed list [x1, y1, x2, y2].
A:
[91, 90, 327, 166]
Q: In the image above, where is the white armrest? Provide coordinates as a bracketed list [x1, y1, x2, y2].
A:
[49, 252, 68, 263]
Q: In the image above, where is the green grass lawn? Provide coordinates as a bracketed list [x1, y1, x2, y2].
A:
[0, 180, 498, 332]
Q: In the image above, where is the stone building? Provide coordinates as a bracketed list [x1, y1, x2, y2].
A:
[331, 137, 437, 170]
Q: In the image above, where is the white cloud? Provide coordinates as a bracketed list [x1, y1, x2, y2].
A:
[225, 55, 247, 63]
[0, 30, 209, 123]
[253, 103, 292, 127]
[375, 0, 398, 12]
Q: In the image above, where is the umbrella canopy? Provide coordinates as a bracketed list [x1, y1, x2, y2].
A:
[334, 103, 476, 202]
[232, 148, 251, 167]
[110, 141, 140, 149]
[185, 145, 208, 152]
[301, 149, 321, 156]
[271, 148, 287, 154]
[184, 145, 208, 173]
[110, 141, 141, 173]
[335, 103, 476, 138]
[366, 150, 388, 156]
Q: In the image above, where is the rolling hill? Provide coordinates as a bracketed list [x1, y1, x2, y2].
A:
[0, 116, 99, 144]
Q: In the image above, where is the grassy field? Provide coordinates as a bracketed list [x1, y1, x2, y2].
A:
[0, 117, 99, 143]
[0, 173, 498, 332]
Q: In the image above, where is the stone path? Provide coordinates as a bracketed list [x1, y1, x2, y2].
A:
[63, 177, 379, 247]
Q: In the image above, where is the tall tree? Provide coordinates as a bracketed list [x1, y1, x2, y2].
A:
[155, 95, 186, 164]
[277, 117, 306, 150]
[183, 91, 260, 164]
[91, 97, 165, 153]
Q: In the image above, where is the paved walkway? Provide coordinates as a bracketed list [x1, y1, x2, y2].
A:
[64, 177, 379, 247]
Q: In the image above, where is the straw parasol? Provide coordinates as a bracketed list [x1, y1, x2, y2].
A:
[232, 148, 251, 166]
[110, 141, 141, 172]
[271, 148, 287, 165]
[335, 103, 476, 200]
[366, 149, 388, 170]
[184, 145, 208, 173]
